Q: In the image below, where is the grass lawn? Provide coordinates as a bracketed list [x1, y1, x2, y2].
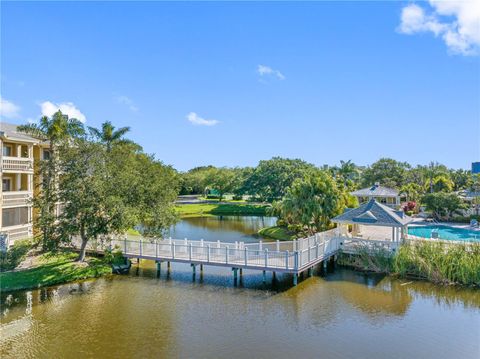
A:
[258, 226, 296, 241]
[0, 250, 112, 293]
[176, 202, 269, 218]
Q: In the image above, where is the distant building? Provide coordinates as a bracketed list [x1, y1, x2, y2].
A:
[350, 182, 400, 208]
[472, 162, 480, 174]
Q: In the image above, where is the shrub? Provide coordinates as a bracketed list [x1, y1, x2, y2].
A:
[0, 239, 33, 272]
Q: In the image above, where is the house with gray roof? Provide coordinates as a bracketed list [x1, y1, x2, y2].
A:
[332, 198, 413, 242]
[350, 182, 401, 208]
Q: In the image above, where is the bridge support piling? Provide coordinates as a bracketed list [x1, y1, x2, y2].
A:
[308, 267, 313, 277]
[156, 261, 161, 276]
[239, 268, 243, 277]
[191, 263, 196, 277]
[167, 261, 171, 270]
[200, 264, 203, 272]
[293, 273, 298, 286]
[232, 268, 238, 284]
[323, 260, 327, 272]
[262, 270, 266, 283]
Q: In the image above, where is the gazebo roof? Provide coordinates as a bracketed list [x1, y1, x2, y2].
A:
[350, 184, 398, 198]
[332, 199, 412, 227]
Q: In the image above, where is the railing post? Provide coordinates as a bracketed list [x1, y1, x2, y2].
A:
[171, 242, 175, 259]
[285, 250, 289, 269]
[189, 243, 192, 261]
[264, 249, 268, 268]
[207, 244, 210, 262]
[156, 239, 158, 258]
[225, 245, 229, 264]
[276, 240, 280, 251]
[217, 240, 220, 248]
[139, 239, 142, 257]
[294, 251, 299, 270]
[316, 243, 319, 258]
[244, 247, 248, 266]
[259, 241, 262, 251]
[308, 246, 311, 262]
[124, 237, 127, 255]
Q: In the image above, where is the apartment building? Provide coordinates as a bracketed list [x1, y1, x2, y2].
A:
[0, 122, 49, 246]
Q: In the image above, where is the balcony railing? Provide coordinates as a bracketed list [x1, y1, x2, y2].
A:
[1, 156, 34, 172]
[1, 224, 33, 241]
[1, 191, 33, 207]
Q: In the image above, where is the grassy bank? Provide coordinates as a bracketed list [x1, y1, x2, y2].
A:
[0, 250, 112, 293]
[176, 202, 269, 218]
[258, 226, 296, 241]
[338, 241, 480, 287]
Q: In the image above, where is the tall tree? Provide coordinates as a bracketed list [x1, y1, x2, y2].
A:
[361, 158, 410, 189]
[17, 111, 85, 250]
[273, 172, 345, 235]
[88, 121, 131, 151]
[242, 157, 317, 201]
[57, 139, 179, 261]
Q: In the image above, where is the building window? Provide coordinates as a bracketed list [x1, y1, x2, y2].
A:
[43, 150, 51, 160]
[2, 178, 11, 191]
[3, 145, 12, 157]
[2, 207, 29, 227]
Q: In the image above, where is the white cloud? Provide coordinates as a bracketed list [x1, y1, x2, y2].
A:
[186, 112, 219, 126]
[398, 1, 480, 55]
[40, 101, 87, 123]
[257, 64, 285, 80]
[115, 95, 138, 112]
[0, 96, 20, 118]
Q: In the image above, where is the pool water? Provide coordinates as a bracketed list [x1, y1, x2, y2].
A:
[408, 225, 480, 242]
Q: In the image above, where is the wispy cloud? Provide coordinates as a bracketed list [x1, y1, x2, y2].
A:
[0, 96, 20, 118]
[257, 64, 285, 80]
[115, 95, 138, 112]
[186, 112, 219, 126]
[398, 1, 480, 56]
[40, 101, 87, 123]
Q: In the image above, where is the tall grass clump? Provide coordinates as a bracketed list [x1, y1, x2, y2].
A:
[338, 247, 393, 274]
[394, 241, 480, 286]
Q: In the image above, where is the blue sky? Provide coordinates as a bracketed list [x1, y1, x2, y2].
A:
[1, 1, 479, 171]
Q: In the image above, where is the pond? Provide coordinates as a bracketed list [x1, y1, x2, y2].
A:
[1, 216, 479, 358]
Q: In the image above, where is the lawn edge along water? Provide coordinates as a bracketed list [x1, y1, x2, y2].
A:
[175, 202, 269, 218]
[0, 250, 112, 293]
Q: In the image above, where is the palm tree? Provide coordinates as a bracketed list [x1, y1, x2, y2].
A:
[88, 121, 131, 151]
[17, 111, 85, 250]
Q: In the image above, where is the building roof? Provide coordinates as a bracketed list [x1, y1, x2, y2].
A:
[0, 122, 39, 144]
[332, 199, 413, 227]
[350, 183, 399, 198]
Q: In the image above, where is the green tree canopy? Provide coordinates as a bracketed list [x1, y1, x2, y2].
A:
[422, 192, 466, 219]
[242, 157, 318, 201]
[57, 139, 180, 261]
[361, 158, 410, 189]
[272, 172, 345, 235]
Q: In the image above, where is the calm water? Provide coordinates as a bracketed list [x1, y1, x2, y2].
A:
[408, 225, 480, 242]
[1, 216, 480, 359]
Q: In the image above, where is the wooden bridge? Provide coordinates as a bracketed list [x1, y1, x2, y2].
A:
[72, 231, 398, 286]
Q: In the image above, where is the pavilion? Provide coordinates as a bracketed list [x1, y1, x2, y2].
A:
[350, 182, 401, 208]
[331, 198, 414, 242]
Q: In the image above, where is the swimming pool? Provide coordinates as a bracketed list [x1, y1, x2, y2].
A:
[408, 225, 480, 242]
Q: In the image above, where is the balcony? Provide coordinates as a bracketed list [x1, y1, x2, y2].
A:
[1, 191, 33, 208]
[2, 224, 33, 243]
[1, 156, 34, 172]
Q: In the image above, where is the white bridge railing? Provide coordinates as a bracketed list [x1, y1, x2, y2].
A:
[70, 233, 341, 273]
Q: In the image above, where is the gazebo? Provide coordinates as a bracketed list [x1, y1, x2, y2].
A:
[331, 198, 413, 243]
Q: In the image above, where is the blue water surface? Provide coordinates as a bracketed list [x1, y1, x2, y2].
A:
[408, 225, 480, 242]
